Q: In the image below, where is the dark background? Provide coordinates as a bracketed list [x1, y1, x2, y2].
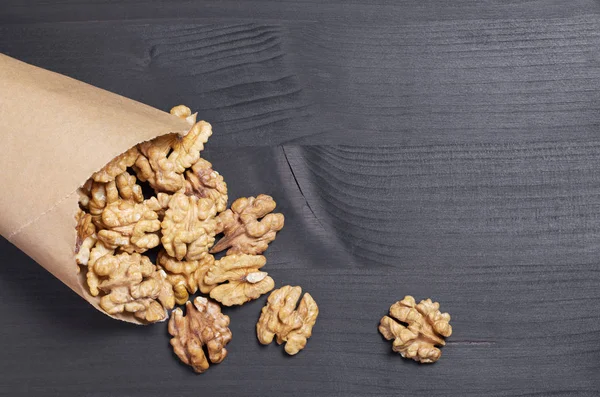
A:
[2, 1, 600, 396]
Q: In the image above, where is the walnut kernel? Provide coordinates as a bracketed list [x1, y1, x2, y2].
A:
[204, 254, 274, 306]
[134, 121, 212, 193]
[157, 250, 215, 305]
[169, 297, 232, 373]
[86, 251, 175, 322]
[184, 158, 228, 213]
[91, 147, 140, 183]
[211, 194, 284, 255]
[161, 191, 217, 261]
[256, 285, 318, 355]
[75, 210, 96, 267]
[379, 296, 452, 363]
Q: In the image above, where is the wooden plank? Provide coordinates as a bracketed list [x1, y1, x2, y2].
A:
[1, 145, 599, 396]
[1, 0, 598, 25]
[3, 15, 600, 146]
[1, 2, 600, 396]
[0, 22, 311, 145]
[286, 15, 600, 144]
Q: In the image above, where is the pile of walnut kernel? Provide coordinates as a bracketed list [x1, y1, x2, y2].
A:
[74, 105, 453, 371]
[74, 106, 319, 373]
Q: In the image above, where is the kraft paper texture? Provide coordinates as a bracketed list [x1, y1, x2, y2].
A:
[0, 54, 191, 323]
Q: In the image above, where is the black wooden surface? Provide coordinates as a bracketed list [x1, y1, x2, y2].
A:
[2, 1, 600, 396]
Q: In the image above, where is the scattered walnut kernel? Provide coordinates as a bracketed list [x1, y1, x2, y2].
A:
[134, 121, 212, 193]
[86, 251, 174, 322]
[91, 146, 140, 183]
[184, 158, 228, 213]
[379, 296, 452, 364]
[210, 194, 284, 255]
[256, 285, 318, 355]
[161, 191, 217, 261]
[169, 297, 232, 373]
[204, 254, 274, 306]
[157, 250, 215, 305]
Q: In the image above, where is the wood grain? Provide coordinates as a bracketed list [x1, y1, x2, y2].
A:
[3, 14, 600, 145]
[288, 15, 600, 144]
[1, 0, 598, 25]
[2, 1, 600, 396]
[0, 22, 310, 145]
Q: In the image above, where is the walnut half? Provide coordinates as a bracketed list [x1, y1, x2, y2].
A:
[134, 120, 212, 193]
[86, 248, 175, 323]
[157, 250, 214, 305]
[91, 147, 140, 183]
[161, 191, 217, 261]
[256, 285, 318, 355]
[96, 198, 162, 254]
[184, 158, 228, 213]
[203, 254, 274, 306]
[169, 297, 232, 373]
[210, 195, 284, 255]
[379, 296, 452, 364]
[75, 210, 96, 268]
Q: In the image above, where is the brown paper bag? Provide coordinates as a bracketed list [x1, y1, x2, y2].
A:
[0, 54, 191, 324]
